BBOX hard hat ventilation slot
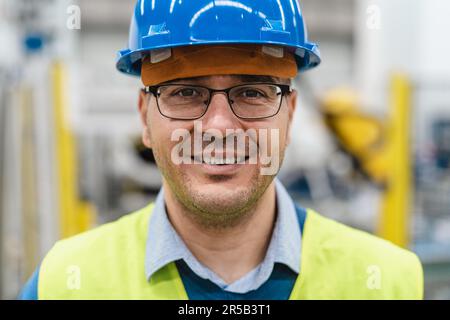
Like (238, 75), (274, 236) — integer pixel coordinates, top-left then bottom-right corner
(150, 48), (172, 63)
(262, 45), (284, 58)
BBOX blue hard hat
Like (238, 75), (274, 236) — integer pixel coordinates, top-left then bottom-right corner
(116, 0), (321, 76)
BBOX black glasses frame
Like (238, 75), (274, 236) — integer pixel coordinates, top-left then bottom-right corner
(142, 82), (292, 120)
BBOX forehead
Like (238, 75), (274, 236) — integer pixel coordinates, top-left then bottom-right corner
(162, 75), (283, 85)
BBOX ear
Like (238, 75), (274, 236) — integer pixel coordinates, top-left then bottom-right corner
(285, 89), (298, 146)
(138, 90), (152, 149)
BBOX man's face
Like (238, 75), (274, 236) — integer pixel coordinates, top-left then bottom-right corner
(138, 75), (297, 228)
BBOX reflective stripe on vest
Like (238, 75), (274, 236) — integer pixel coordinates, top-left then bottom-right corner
(38, 203), (423, 299)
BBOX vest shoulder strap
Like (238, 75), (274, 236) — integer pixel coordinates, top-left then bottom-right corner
(38, 203), (187, 300)
(290, 209), (423, 300)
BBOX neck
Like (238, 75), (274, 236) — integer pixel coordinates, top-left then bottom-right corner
(163, 181), (277, 284)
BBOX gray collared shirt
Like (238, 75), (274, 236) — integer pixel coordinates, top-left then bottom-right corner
(145, 179), (301, 294)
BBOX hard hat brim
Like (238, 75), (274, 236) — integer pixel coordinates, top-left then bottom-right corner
(116, 40), (321, 77)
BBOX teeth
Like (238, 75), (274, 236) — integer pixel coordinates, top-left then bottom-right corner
(202, 157), (216, 165)
(225, 158), (235, 164)
(193, 155), (202, 163)
(201, 157), (245, 165)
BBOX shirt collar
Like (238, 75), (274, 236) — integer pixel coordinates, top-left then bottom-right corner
(145, 179), (301, 281)
(270, 179), (302, 273)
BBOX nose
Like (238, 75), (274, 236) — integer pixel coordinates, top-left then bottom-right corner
(200, 92), (242, 133)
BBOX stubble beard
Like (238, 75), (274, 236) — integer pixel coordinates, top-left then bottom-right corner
(154, 146), (281, 230)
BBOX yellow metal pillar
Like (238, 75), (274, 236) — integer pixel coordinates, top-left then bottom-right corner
(378, 73), (412, 247)
(51, 61), (96, 238)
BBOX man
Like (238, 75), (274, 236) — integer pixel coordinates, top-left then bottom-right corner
(20, 0), (423, 299)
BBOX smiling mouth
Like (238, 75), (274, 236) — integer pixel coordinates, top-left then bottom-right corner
(191, 155), (250, 165)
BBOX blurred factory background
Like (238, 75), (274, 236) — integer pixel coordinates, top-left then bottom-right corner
(1, 0), (450, 299)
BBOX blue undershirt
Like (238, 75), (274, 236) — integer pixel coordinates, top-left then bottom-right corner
(146, 180), (302, 294)
(178, 205), (306, 300)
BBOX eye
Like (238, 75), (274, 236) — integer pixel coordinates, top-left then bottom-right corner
(241, 89), (265, 98)
(173, 88), (199, 97)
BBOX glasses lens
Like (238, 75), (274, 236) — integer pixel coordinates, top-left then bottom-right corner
(157, 85), (209, 119)
(229, 84), (282, 119)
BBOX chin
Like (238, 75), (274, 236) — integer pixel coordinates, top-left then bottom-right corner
(188, 182), (254, 211)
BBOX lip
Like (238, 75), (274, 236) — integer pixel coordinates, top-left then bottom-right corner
(191, 154), (249, 164)
(196, 162), (243, 175)
(192, 153), (248, 161)
(185, 155), (251, 175)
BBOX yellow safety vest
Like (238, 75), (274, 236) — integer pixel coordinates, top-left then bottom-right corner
(38, 203), (423, 299)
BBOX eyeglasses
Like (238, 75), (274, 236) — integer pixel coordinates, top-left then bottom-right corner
(143, 83), (291, 120)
